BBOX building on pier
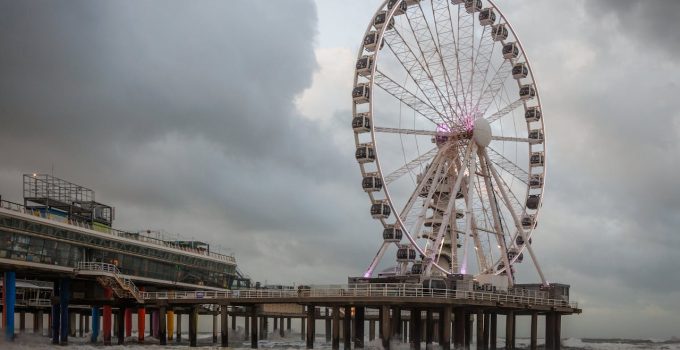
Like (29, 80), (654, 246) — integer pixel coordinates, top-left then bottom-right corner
(0, 174), (251, 343)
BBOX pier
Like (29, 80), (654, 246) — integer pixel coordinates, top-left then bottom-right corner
(0, 174), (580, 349)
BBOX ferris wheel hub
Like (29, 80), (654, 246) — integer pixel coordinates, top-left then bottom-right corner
(472, 117), (492, 147)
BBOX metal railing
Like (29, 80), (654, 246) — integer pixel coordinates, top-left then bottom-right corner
(141, 284), (578, 309)
(0, 199), (236, 264)
(76, 262), (142, 303)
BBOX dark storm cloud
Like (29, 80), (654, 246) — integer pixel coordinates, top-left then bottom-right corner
(591, 0), (680, 57)
(0, 0), (375, 283)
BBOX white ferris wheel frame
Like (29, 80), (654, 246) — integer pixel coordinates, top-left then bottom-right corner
(352, 0), (548, 286)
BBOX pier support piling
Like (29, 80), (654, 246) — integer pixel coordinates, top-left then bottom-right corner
(51, 281), (61, 344)
(78, 313), (83, 337)
(380, 305), (390, 350)
(505, 312), (515, 350)
(391, 307), (401, 338)
(325, 308), (331, 343)
(177, 312), (182, 343)
(3, 272), (16, 341)
(343, 306), (351, 350)
(354, 306), (365, 348)
(117, 306), (126, 345)
(411, 309), (422, 350)
(125, 308), (132, 338)
(91, 307), (100, 343)
(221, 304), (229, 348)
(530, 313), (537, 350)
(369, 320), (375, 341)
(332, 306), (340, 350)
(213, 312), (218, 344)
(167, 310), (175, 341)
(483, 313), (490, 350)
(189, 306), (198, 347)
(490, 313), (497, 350)
(250, 307), (258, 349)
(244, 315), (250, 341)
(476, 311), (484, 350)
(439, 306), (452, 350)
(280, 316), (284, 337)
(158, 306), (167, 346)
(138, 294), (146, 343)
(426, 309), (434, 345)
(306, 305), (316, 349)
(453, 309), (465, 349)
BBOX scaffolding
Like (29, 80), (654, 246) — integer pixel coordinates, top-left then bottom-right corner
(23, 174), (114, 226)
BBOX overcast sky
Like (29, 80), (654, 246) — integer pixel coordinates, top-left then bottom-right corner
(1, 0), (679, 340)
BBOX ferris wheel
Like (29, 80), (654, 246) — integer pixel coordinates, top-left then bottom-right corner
(352, 0), (547, 287)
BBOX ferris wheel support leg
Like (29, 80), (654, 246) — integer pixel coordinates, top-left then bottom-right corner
(424, 143), (474, 276)
(483, 149), (548, 286)
(459, 157), (477, 275)
(478, 147), (515, 287)
(363, 242), (390, 278)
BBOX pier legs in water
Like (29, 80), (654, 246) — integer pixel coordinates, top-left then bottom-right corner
(490, 313), (497, 350)
(3, 272), (16, 341)
(354, 306), (365, 348)
(167, 310), (174, 341)
(117, 306), (125, 344)
(177, 311), (182, 342)
(125, 308), (132, 338)
(545, 312), (562, 350)
(343, 306), (351, 350)
(439, 306), (452, 350)
(220, 304), (229, 348)
(137, 307), (145, 343)
(91, 307), (100, 343)
(410, 308), (422, 350)
(332, 306), (340, 350)
(505, 311), (515, 350)
(280, 316), (285, 337)
(379, 305), (390, 350)
(306, 305), (316, 349)
(158, 306), (167, 346)
(250, 307), (258, 349)
(189, 306), (198, 347)
(50, 278), (70, 345)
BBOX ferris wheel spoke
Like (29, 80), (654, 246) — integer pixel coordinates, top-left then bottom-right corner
(374, 126), (437, 136)
(468, 28), (498, 115)
(474, 58), (515, 117)
(430, 0), (466, 120)
(373, 70), (446, 125)
(485, 98), (524, 124)
(454, 5), (475, 115)
(383, 27), (452, 120)
(486, 147), (529, 185)
(482, 148), (548, 286)
(399, 151), (446, 219)
(491, 135), (536, 144)
(403, 3), (458, 119)
(384, 147), (439, 185)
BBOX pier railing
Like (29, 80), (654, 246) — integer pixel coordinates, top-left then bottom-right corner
(76, 262), (143, 303)
(0, 199), (236, 264)
(141, 284), (578, 309)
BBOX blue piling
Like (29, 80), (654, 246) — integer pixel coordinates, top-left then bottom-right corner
(59, 278), (70, 345)
(3, 272), (16, 341)
(91, 307), (100, 343)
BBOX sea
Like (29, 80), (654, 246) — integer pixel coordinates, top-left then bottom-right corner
(1, 329), (679, 350)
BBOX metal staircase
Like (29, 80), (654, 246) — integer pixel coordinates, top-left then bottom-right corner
(76, 262), (143, 303)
